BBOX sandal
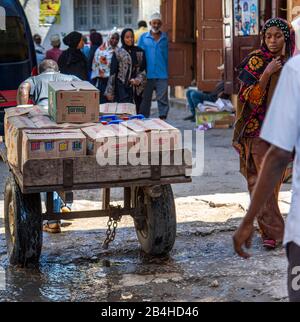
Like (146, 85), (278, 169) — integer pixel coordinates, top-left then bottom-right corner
(263, 239), (276, 250)
(43, 222), (61, 234)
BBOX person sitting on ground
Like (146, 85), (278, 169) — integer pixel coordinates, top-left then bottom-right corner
(17, 59), (79, 234)
(184, 64), (227, 122)
(45, 34), (63, 63)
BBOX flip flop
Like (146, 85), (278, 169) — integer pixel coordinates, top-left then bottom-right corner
(263, 239), (276, 249)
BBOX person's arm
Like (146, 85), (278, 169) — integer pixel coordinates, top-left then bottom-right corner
(105, 52), (118, 101)
(131, 50), (147, 86)
(17, 81), (31, 105)
(239, 57), (282, 106)
(164, 35), (169, 71)
(258, 57), (282, 92)
(233, 146), (292, 258)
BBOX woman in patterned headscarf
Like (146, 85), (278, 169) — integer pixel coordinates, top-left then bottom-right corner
(233, 18), (295, 249)
(105, 28), (146, 113)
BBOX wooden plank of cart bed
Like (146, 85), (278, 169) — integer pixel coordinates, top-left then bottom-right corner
(21, 176), (192, 194)
(22, 149), (192, 187)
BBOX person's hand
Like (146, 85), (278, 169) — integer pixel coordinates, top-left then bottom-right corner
(106, 94), (114, 101)
(233, 219), (255, 259)
(130, 79), (141, 86)
(265, 57), (282, 76)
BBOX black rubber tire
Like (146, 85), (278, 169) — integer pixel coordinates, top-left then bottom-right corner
(4, 173), (43, 267)
(134, 184), (176, 256)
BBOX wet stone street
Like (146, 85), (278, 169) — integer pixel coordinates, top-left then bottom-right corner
(0, 105), (292, 302)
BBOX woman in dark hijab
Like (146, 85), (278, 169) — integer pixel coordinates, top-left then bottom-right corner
(88, 32), (103, 83)
(105, 28), (146, 113)
(58, 31), (88, 80)
(233, 18), (295, 250)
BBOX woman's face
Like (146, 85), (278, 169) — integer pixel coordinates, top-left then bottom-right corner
(110, 34), (119, 48)
(77, 37), (84, 49)
(265, 26), (285, 55)
(124, 31), (134, 47)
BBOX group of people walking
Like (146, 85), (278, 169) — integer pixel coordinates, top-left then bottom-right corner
(32, 12), (169, 119)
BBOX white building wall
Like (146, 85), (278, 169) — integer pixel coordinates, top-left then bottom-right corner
(20, 0), (161, 50)
(139, 0), (161, 23)
(20, 0), (74, 50)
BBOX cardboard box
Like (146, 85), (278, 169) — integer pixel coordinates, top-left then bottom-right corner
(195, 110), (235, 128)
(116, 103), (136, 115)
(99, 103), (136, 116)
(22, 129), (86, 170)
(81, 123), (137, 156)
(4, 105), (47, 119)
(4, 105), (49, 133)
(123, 118), (182, 152)
(99, 103), (117, 115)
(4, 106), (60, 169)
(4, 105), (94, 169)
(5, 116), (36, 168)
(48, 81), (99, 123)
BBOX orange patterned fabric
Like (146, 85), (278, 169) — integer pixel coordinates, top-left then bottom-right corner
(247, 84), (264, 105)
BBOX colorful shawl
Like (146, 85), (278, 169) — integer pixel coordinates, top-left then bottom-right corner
(233, 18), (295, 175)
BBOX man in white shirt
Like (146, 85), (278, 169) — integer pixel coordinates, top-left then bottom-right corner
(233, 55), (300, 302)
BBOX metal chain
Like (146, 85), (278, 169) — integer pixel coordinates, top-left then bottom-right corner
(102, 209), (121, 249)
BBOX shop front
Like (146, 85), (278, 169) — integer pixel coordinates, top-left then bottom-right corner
(163, 0), (300, 95)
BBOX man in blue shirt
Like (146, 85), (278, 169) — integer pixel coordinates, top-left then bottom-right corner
(138, 12), (169, 119)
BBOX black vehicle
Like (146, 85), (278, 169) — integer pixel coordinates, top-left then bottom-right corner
(0, 0), (37, 135)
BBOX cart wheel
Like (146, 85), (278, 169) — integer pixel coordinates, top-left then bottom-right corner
(4, 173), (42, 266)
(134, 184), (176, 256)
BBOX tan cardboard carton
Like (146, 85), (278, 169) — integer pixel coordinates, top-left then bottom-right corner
(123, 118), (182, 152)
(4, 106), (59, 169)
(4, 105), (49, 133)
(5, 116), (36, 168)
(22, 129), (86, 170)
(4, 106), (99, 169)
(48, 81), (99, 123)
(99, 103), (136, 116)
(115, 103), (136, 115)
(99, 103), (117, 115)
(4, 105), (47, 119)
(81, 123), (137, 156)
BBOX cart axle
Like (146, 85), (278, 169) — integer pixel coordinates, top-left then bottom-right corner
(43, 207), (142, 221)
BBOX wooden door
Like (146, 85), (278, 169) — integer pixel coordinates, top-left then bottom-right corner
(288, 0), (300, 21)
(224, 0), (234, 94)
(161, 0), (194, 87)
(196, 0), (224, 92)
(224, 0), (261, 94)
(275, 0), (288, 18)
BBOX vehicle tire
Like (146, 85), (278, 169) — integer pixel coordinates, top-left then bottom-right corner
(134, 184), (176, 256)
(4, 173), (42, 266)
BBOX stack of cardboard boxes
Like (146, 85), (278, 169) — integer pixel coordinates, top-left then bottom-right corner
(4, 81), (182, 171)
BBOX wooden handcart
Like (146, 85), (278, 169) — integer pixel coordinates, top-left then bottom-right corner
(0, 143), (191, 266)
